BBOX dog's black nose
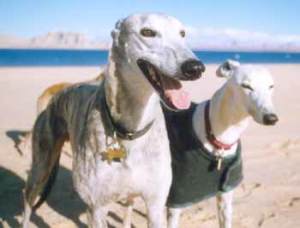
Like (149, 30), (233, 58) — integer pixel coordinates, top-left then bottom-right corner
(181, 59), (205, 80)
(263, 113), (279, 125)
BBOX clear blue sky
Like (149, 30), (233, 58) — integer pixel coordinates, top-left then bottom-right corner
(0, 0), (299, 39)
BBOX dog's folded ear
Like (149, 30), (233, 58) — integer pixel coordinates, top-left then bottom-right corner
(111, 19), (124, 47)
(216, 59), (240, 78)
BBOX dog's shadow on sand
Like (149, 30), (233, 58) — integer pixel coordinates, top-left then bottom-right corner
(0, 165), (88, 228)
(6, 130), (30, 156)
(0, 166), (50, 227)
(4, 130), (134, 228)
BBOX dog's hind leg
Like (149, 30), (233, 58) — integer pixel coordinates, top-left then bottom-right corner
(216, 190), (233, 228)
(167, 208), (182, 228)
(22, 200), (32, 228)
(22, 113), (67, 228)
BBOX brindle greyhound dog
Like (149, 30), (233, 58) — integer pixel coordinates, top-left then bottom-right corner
(22, 13), (205, 228)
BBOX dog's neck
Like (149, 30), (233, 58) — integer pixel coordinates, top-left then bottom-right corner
(193, 82), (250, 156)
(104, 54), (160, 133)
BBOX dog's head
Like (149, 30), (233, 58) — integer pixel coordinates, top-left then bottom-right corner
(110, 13), (205, 110)
(217, 60), (278, 126)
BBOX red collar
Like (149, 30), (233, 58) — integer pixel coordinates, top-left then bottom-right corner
(204, 101), (237, 150)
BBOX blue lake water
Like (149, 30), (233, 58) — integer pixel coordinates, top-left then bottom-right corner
(0, 49), (300, 66)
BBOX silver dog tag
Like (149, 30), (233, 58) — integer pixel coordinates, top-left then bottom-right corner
(217, 157), (223, 171)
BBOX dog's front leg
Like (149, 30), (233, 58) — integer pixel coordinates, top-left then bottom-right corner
(87, 205), (108, 228)
(167, 208), (182, 228)
(216, 190), (233, 228)
(123, 199), (134, 228)
(145, 196), (168, 228)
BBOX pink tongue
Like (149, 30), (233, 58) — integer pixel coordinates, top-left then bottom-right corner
(165, 89), (191, 110)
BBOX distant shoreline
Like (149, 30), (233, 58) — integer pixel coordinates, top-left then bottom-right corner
(1, 47), (300, 54)
(1, 49), (300, 67)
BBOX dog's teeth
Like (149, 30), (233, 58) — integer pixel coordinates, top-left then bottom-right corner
(146, 65), (162, 88)
(150, 72), (157, 82)
(149, 67), (154, 74)
(149, 67), (156, 77)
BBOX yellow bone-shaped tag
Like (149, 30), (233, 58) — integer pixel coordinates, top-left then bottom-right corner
(101, 140), (127, 164)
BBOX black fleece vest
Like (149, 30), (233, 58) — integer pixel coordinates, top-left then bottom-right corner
(163, 103), (243, 208)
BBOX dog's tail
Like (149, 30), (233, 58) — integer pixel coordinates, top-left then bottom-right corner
(32, 155), (60, 211)
(23, 92), (71, 228)
(24, 105), (68, 212)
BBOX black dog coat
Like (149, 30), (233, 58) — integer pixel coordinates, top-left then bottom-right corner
(163, 103), (243, 208)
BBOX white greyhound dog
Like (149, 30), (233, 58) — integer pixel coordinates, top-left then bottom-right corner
(22, 13), (205, 228)
(165, 60), (278, 228)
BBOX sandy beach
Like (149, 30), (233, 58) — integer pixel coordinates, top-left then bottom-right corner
(0, 64), (299, 228)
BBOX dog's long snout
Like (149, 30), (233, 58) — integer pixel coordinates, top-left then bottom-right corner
(181, 59), (205, 80)
(263, 113), (278, 125)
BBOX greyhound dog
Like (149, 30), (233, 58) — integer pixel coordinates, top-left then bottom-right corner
(165, 60), (278, 228)
(36, 72), (105, 115)
(22, 13), (205, 228)
(19, 72), (105, 154)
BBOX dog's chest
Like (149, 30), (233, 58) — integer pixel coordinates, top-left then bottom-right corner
(73, 113), (171, 203)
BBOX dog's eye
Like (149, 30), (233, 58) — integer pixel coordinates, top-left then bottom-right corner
(180, 30), (185, 38)
(269, 85), (274, 89)
(241, 83), (254, 91)
(140, 28), (157, 37)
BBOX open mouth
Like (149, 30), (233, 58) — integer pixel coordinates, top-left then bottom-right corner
(137, 59), (191, 111)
